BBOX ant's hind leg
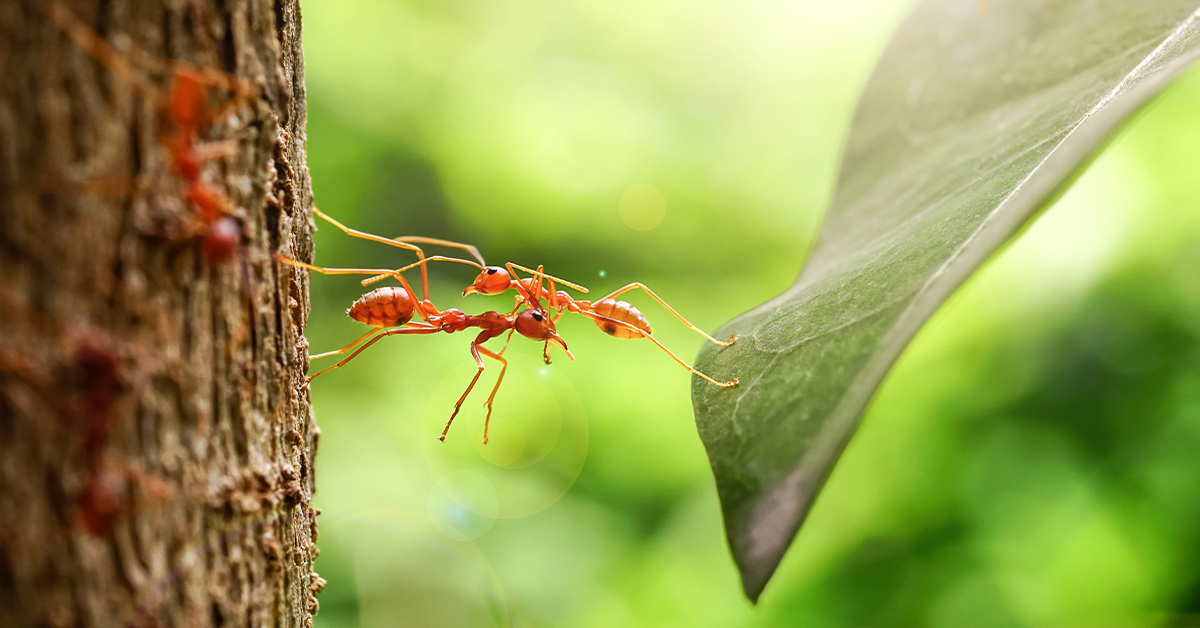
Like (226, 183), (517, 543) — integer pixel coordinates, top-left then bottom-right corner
(507, 263), (589, 294)
(476, 346), (509, 445)
(309, 321), (434, 362)
(304, 324), (438, 389)
(392, 236), (486, 267)
(440, 342), (488, 442)
(361, 255), (484, 287)
(309, 208), (430, 256)
(275, 254), (401, 278)
(311, 207), (436, 299)
(601, 283), (736, 346)
(182, 140), (240, 168)
(309, 328), (387, 361)
(314, 208), (487, 302)
(578, 311), (737, 388)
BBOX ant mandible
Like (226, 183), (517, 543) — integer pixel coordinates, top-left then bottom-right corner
(277, 229), (568, 444)
(51, 2), (257, 263)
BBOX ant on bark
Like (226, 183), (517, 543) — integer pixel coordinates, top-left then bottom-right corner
(51, 2), (257, 263)
(69, 335), (173, 537)
(0, 331), (173, 537)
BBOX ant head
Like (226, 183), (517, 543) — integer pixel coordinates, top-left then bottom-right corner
(514, 309), (570, 358)
(463, 266), (511, 296)
(514, 308), (554, 339)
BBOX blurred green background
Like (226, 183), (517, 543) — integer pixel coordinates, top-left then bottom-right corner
(300, 0), (1200, 625)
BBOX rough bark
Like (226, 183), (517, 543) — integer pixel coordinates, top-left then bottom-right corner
(0, 0), (319, 626)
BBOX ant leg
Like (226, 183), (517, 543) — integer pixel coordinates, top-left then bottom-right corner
(274, 254), (459, 322)
(541, 275), (570, 322)
(547, 277), (560, 312)
(508, 294), (525, 315)
(312, 208), (439, 301)
(505, 263), (585, 317)
(497, 328), (517, 356)
(361, 255), (483, 287)
(277, 256), (439, 323)
(189, 65), (256, 96)
(503, 264), (538, 307)
(309, 321), (432, 361)
(440, 341), (488, 442)
(599, 283), (736, 346)
(476, 346), (508, 445)
(275, 254), (402, 278)
(310, 328), (387, 361)
(112, 458), (177, 502)
(536, 269), (564, 364)
(304, 324), (439, 388)
(193, 68), (259, 122)
(276, 256), (433, 322)
(578, 311), (738, 388)
(385, 271), (443, 322)
(533, 265), (545, 309)
(392, 236), (486, 267)
(507, 263), (589, 294)
(183, 140), (240, 166)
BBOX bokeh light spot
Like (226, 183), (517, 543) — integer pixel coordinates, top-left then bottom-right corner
(619, 183), (667, 231)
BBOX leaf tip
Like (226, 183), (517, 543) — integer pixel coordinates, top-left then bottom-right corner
(740, 571), (768, 604)
(733, 530), (786, 604)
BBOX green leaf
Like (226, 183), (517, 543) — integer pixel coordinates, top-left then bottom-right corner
(693, 0), (1200, 602)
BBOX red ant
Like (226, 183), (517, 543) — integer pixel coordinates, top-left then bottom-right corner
(459, 264), (739, 388)
(278, 246), (569, 444)
(348, 233), (737, 386)
(51, 2), (256, 263)
(68, 332), (175, 537)
(278, 211), (738, 443)
(0, 331), (173, 537)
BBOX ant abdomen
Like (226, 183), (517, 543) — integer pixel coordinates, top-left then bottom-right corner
(348, 287), (416, 327)
(593, 298), (651, 339)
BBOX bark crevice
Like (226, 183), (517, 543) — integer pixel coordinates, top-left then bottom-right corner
(0, 0), (318, 625)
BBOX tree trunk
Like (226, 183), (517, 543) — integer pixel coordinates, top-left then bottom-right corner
(0, 0), (319, 626)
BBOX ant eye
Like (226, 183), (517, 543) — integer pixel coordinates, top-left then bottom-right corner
(486, 268), (498, 275)
(532, 312), (544, 322)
